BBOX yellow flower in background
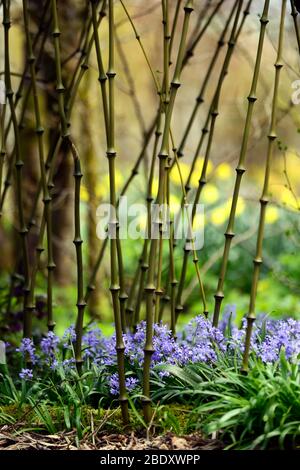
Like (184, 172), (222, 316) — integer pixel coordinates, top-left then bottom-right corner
(169, 194), (180, 211)
(258, 278), (270, 293)
(170, 162), (190, 187)
(80, 185), (89, 202)
(194, 158), (213, 178)
(215, 162), (233, 180)
(279, 187), (299, 210)
(136, 212), (147, 232)
(150, 178), (159, 198)
(202, 184), (219, 204)
(193, 212), (205, 231)
(96, 170), (124, 199)
(226, 196), (245, 216)
(210, 196), (245, 226)
(265, 206), (279, 224)
(210, 206), (228, 226)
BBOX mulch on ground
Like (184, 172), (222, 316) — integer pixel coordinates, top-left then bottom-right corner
(0, 425), (223, 450)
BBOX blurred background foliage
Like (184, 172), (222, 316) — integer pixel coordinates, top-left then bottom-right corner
(0, 0), (299, 339)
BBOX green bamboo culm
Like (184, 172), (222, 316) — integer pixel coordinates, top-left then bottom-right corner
(50, 0), (87, 368)
(90, 0), (127, 333)
(2, 0), (31, 338)
(1, 0), (50, 156)
(22, 0), (56, 332)
(175, 0), (245, 324)
(0, 11), (51, 218)
(241, 0), (287, 372)
(106, 0), (129, 424)
(212, 0), (270, 328)
(154, 0), (170, 323)
(158, 1), (247, 323)
(142, 0), (194, 424)
(132, 112), (163, 329)
(84, 0), (217, 304)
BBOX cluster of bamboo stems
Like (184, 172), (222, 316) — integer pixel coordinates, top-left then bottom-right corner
(0, 0), (298, 423)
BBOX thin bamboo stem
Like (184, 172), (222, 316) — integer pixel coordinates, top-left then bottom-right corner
(175, 0), (245, 323)
(85, 0), (217, 298)
(3, 0), (31, 338)
(22, 0), (55, 331)
(241, 0), (286, 372)
(212, 0), (270, 327)
(106, 0), (129, 424)
(51, 0), (87, 369)
(142, 0), (194, 424)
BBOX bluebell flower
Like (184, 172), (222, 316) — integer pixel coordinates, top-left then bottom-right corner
(19, 368), (33, 381)
(41, 332), (59, 360)
(16, 338), (37, 364)
(62, 325), (76, 349)
(109, 373), (139, 396)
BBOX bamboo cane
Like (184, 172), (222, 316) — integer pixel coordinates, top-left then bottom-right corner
(22, 0), (56, 331)
(212, 0), (270, 327)
(142, 0), (194, 424)
(175, 0), (245, 323)
(2, 0), (31, 338)
(241, 0), (286, 372)
(106, 0), (129, 424)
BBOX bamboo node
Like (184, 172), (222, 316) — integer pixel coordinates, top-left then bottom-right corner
(158, 151), (168, 160)
(224, 231), (235, 239)
(119, 292), (128, 301)
(47, 260), (56, 269)
(36, 126), (44, 135)
(109, 284), (120, 292)
(155, 288), (164, 296)
(260, 18), (269, 26)
(275, 62), (283, 69)
(106, 150), (116, 158)
(175, 305), (183, 313)
(170, 80), (181, 89)
(52, 29), (61, 37)
(19, 227), (28, 236)
(259, 196), (269, 205)
(236, 166), (246, 175)
(247, 94), (257, 103)
(246, 313), (256, 321)
(214, 292), (224, 300)
(107, 71), (116, 78)
(145, 283), (155, 292)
